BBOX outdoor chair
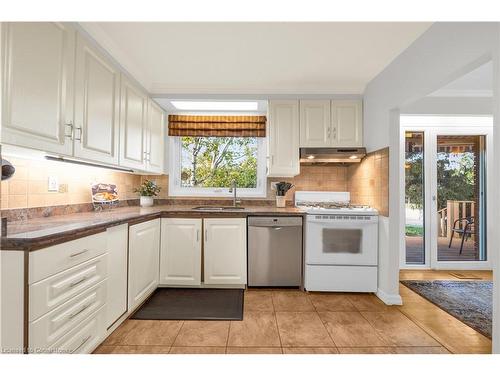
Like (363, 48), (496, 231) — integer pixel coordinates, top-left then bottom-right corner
(448, 216), (475, 254)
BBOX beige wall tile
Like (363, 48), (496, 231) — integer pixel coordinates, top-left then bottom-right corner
(1, 149), (389, 211)
(6, 180), (28, 195)
(8, 194), (27, 209)
(1, 156), (144, 210)
(27, 194), (47, 208)
(348, 147), (389, 216)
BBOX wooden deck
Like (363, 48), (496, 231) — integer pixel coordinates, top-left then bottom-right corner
(405, 236), (479, 264)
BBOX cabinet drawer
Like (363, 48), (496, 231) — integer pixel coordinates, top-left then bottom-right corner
(29, 233), (107, 283)
(29, 280), (107, 350)
(30, 254), (107, 321)
(49, 305), (106, 354)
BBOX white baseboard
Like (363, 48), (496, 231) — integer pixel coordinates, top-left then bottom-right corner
(376, 288), (403, 305)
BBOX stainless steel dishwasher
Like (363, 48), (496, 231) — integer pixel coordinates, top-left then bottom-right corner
(248, 216), (303, 287)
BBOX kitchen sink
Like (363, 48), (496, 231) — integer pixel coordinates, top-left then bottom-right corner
(191, 206), (246, 211)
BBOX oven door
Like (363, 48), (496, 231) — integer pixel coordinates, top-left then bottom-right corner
(305, 214), (378, 266)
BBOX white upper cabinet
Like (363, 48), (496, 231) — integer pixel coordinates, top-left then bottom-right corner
(119, 75), (148, 170)
(298, 99), (363, 148)
(1, 22), (75, 155)
(160, 218), (202, 286)
(203, 218), (247, 285)
(146, 99), (165, 173)
(299, 100), (331, 147)
(128, 219), (160, 311)
(331, 100), (363, 147)
(267, 100), (300, 177)
(73, 34), (120, 164)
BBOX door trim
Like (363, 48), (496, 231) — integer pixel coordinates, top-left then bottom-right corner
(400, 116), (493, 270)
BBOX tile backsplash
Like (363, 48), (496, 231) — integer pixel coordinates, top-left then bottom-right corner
(348, 147), (389, 216)
(1, 156), (142, 210)
(1, 148), (388, 216)
(141, 165), (348, 202)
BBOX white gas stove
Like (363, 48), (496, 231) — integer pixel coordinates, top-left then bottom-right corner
(296, 191), (379, 293)
(295, 191), (378, 215)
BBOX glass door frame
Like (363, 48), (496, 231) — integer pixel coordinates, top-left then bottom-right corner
(400, 116), (493, 270)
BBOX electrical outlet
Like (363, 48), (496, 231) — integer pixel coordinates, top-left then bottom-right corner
(270, 182), (278, 191)
(48, 176), (59, 192)
(58, 184), (68, 193)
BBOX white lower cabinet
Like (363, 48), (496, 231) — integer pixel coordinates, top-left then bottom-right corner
(160, 218), (202, 286)
(29, 254), (107, 321)
(29, 280), (107, 350)
(105, 224), (128, 328)
(128, 219), (160, 311)
(50, 306), (107, 354)
(27, 233), (109, 354)
(204, 218), (247, 285)
(20, 215), (247, 354)
(160, 218), (247, 287)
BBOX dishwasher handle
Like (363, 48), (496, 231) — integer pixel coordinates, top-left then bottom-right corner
(248, 216), (303, 227)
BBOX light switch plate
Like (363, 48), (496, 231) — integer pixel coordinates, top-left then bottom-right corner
(48, 176), (59, 192)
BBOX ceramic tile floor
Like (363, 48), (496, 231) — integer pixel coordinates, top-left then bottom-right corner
(94, 273), (492, 355)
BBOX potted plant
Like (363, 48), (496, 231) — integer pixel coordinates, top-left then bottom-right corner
(275, 181), (294, 208)
(134, 179), (161, 207)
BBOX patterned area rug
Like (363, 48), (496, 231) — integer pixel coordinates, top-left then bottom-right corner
(400, 280), (492, 338)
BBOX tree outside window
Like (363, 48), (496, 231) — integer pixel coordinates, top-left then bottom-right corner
(180, 136), (258, 189)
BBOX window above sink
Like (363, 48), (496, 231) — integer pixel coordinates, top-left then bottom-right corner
(164, 102), (269, 198)
(169, 136), (267, 198)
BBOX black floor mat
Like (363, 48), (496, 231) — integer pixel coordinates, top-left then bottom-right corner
(131, 288), (244, 320)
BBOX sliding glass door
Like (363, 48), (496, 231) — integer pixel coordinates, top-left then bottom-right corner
(433, 134), (487, 266)
(402, 117), (492, 270)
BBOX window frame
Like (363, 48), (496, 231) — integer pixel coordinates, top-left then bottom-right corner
(168, 136), (267, 198)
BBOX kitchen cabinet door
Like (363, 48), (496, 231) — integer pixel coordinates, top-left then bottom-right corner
(160, 218), (202, 286)
(119, 75), (148, 170)
(203, 218), (247, 285)
(73, 34), (120, 165)
(299, 100), (331, 147)
(105, 224), (128, 328)
(1, 22), (75, 155)
(267, 100), (300, 177)
(331, 100), (363, 147)
(128, 219), (160, 311)
(146, 99), (165, 173)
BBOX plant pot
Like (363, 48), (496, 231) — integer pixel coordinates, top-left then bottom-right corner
(140, 196), (154, 207)
(276, 196), (286, 208)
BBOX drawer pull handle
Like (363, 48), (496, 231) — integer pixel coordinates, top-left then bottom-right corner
(68, 304), (92, 320)
(69, 276), (88, 288)
(72, 334), (92, 354)
(69, 250), (89, 258)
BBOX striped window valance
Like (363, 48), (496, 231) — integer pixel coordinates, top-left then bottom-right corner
(168, 115), (266, 137)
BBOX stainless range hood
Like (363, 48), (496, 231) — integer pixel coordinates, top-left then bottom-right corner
(300, 147), (366, 164)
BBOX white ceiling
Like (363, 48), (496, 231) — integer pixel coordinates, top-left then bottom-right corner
(80, 22), (432, 95)
(429, 61), (493, 97)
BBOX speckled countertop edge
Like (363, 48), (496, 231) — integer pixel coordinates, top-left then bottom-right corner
(1, 205), (305, 251)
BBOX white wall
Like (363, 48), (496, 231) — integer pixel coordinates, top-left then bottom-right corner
(364, 22), (498, 152)
(363, 22), (500, 352)
(401, 96), (492, 116)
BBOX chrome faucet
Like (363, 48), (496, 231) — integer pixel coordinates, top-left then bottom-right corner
(229, 180), (240, 207)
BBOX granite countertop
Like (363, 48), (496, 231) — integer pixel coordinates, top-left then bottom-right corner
(1, 205), (305, 251)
